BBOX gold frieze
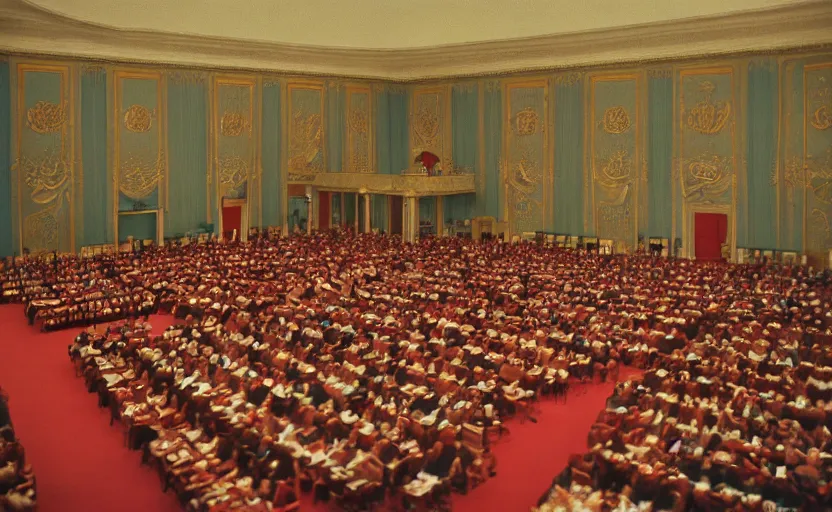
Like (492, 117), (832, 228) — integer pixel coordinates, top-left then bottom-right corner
(26, 101), (67, 134)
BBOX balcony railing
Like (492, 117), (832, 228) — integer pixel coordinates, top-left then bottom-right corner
(287, 172), (475, 196)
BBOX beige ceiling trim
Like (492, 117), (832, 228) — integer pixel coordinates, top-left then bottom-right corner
(1, 0), (831, 81)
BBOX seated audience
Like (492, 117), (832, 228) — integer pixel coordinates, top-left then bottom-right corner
(0, 387), (37, 511)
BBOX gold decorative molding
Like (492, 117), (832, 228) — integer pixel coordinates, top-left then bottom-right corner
(123, 104), (153, 133)
(4, 0), (831, 80)
(26, 100), (67, 134)
(15, 61), (75, 254)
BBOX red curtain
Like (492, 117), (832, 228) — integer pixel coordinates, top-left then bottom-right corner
(318, 191), (331, 230)
(222, 205), (242, 240)
(390, 196), (403, 235)
(694, 213), (727, 261)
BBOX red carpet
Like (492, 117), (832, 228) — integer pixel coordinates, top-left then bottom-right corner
(0, 304), (634, 512)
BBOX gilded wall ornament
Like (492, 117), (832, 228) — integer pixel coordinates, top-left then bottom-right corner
(602, 106), (631, 134)
(119, 153), (164, 199)
(414, 95), (441, 149)
(81, 64), (106, 75)
(681, 154), (732, 200)
(810, 105), (832, 131)
(807, 147), (832, 205)
(595, 149), (632, 187)
(809, 208), (831, 249)
(26, 101), (67, 134)
(598, 185), (631, 237)
(685, 81), (731, 135)
(485, 81), (502, 93)
(288, 112), (323, 173)
(509, 156), (541, 194)
(15, 149), (71, 205)
(783, 157), (808, 188)
(647, 69), (672, 79)
(24, 206), (59, 254)
(165, 70), (207, 85)
(348, 110), (368, 135)
(123, 105), (153, 133)
(554, 73), (582, 87)
(515, 108), (539, 136)
(221, 112), (249, 137)
(217, 155), (249, 189)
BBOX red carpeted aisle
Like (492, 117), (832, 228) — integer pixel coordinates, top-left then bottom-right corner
(0, 304), (633, 512)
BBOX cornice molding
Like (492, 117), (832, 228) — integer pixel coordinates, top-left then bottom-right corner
(1, 0), (831, 80)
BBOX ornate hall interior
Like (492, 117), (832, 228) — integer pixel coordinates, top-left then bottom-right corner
(1, 0), (832, 511)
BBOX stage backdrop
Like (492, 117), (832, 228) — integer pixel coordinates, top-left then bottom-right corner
(0, 49), (831, 264)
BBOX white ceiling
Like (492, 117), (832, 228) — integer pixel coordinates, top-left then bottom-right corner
(28, 0), (805, 49)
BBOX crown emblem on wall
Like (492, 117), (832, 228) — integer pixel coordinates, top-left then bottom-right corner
(685, 81), (731, 135)
(217, 155), (249, 189)
(689, 159), (722, 182)
(27, 101), (67, 134)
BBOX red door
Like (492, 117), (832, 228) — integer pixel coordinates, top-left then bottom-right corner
(694, 213), (727, 261)
(222, 205), (242, 240)
(318, 191), (331, 230)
